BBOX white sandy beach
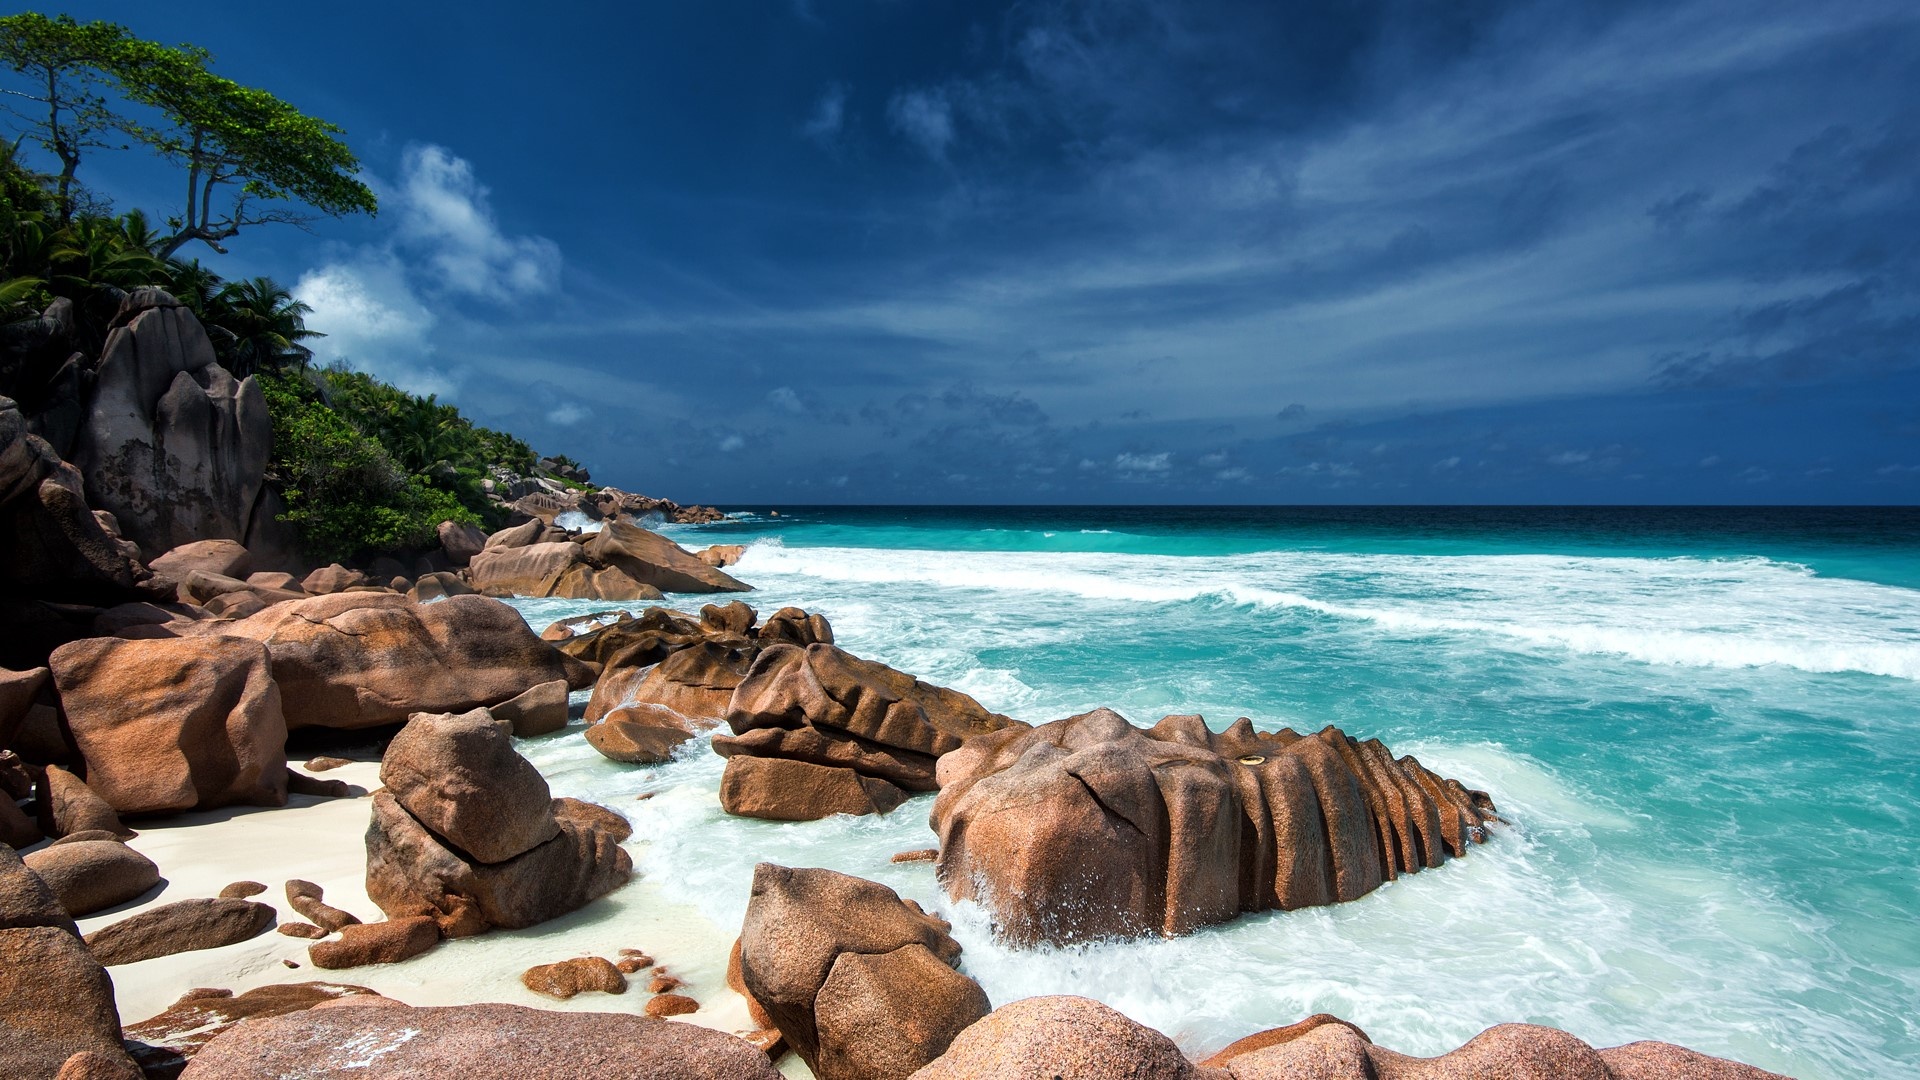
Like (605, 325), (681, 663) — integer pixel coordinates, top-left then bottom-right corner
(66, 759), (813, 1078)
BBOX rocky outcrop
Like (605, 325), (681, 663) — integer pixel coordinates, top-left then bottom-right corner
(83, 897), (276, 966)
(123, 982), (382, 1078)
(715, 643), (1022, 820)
(584, 705), (698, 764)
(0, 843), (77, 935)
(71, 290), (272, 558)
(1, 397), (145, 645)
(49, 635), (287, 814)
(23, 839), (158, 916)
(584, 520), (750, 593)
(468, 540), (664, 602)
(488, 679), (570, 737)
(931, 709), (1498, 945)
(364, 711), (630, 936)
(0, 925), (141, 1080)
(308, 917), (440, 969)
(721, 756), (913, 820)
(214, 593), (592, 729)
(36, 766), (133, 839)
(436, 520), (486, 567)
(177, 1001), (784, 1079)
(148, 538), (251, 582)
(738, 864), (988, 1080)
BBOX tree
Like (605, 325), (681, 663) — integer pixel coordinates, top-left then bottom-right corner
(0, 14), (128, 224)
(205, 276), (323, 378)
(107, 39), (377, 259)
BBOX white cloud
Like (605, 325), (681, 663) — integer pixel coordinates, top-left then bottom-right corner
(719, 434), (745, 452)
(397, 144), (561, 299)
(888, 89), (955, 160)
(293, 257), (458, 398)
(1548, 450), (1591, 465)
(1114, 451), (1171, 472)
(547, 402), (591, 425)
(1433, 455), (1461, 471)
(768, 386), (806, 413)
(803, 85), (848, 141)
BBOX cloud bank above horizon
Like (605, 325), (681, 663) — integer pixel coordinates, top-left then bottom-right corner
(63, 0), (1920, 503)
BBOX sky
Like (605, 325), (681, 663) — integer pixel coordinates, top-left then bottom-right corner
(22, 0), (1920, 504)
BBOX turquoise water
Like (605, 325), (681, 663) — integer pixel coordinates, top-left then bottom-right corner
(515, 506), (1920, 1079)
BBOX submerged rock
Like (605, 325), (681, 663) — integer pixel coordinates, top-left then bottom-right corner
(521, 956), (627, 999)
(930, 709), (1499, 945)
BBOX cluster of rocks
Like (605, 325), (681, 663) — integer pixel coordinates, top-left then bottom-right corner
(930, 708), (1500, 945)
(364, 708), (632, 937)
(467, 517), (747, 601)
(546, 599), (1028, 821)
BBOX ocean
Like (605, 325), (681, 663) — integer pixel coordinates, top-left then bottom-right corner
(512, 506), (1920, 1079)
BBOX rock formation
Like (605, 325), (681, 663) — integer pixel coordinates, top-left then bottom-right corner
(907, 996), (1791, 1079)
(738, 864), (989, 1080)
(714, 643), (1023, 819)
(467, 518), (746, 601)
(48, 635), (288, 814)
(364, 710), (631, 935)
(177, 1002), (783, 1079)
(0, 924), (142, 1079)
(930, 709), (1499, 945)
(70, 290), (274, 558)
(123, 982), (383, 1077)
(214, 593), (593, 729)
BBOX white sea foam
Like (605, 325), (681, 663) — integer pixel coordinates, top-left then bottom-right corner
(732, 545), (1920, 681)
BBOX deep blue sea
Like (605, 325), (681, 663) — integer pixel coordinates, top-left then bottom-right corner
(514, 506), (1920, 1079)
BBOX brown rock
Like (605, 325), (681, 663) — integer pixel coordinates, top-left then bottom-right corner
(582, 520), (751, 593)
(758, 606), (834, 647)
(23, 839), (158, 916)
(308, 916), (440, 969)
(300, 564), (366, 594)
(738, 864), (979, 1077)
(489, 678), (570, 737)
(215, 592), (593, 730)
(891, 848), (939, 863)
(84, 898), (276, 966)
(740, 1028), (789, 1061)
(482, 519), (543, 550)
(910, 996), (1193, 1080)
(720, 756), (911, 821)
(304, 756), (353, 772)
(585, 707), (696, 764)
(0, 665), (48, 747)
(49, 635), (288, 814)
(54, 1049), (143, 1079)
(616, 956), (651, 974)
(551, 606), (706, 669)
(728, 936), (774, 1029)
(409, 570), (474, 602)
(606, 639), (758, 726)
(45, 828), (124, 847)
(364, 793), (631, 935)
(123, 982), (379, 1076)
(437, 520), (488, 566)
(645, 993), (700, 1017)
(520, 956), (627, 999)
(0, 926), (140, 1080)
(1, 794), (42, 848)
(380, 708), (560, 864)
(1198, 1014), (1371, 1067)
(287, 769), (354, 798)
(1598, 1040), (1793, 1079)
(931, 709), (1499, 945)
(0, 842), (77, 935)
(278, 921), (327, 939)
(177, 1001), (782, 1079)
(245, 571), (302, 591)
(648, 972), (684, 993)
(286, 879), (362, 932)
(696, 544), (746, 568)
(217, 880), (266, 899)
(40, 765), (134, 839)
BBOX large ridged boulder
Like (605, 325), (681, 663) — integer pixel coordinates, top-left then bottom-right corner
(176, 1002), (782, 1079)
(48, 635), (287, 814)
(70, 289), (271, 557)
(739, 865), (988, 1080)
(467, 541), (664, 602)
(364, 711), (630, 936)
(581, 520), (750, 593)
(214, 593), (593, 729)
(931, 709), (1498, 945)
(713, 643), (1023, 819)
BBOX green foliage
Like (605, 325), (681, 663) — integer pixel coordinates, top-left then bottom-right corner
(0, 13), (375, 257)
(258, 371), (481, 562)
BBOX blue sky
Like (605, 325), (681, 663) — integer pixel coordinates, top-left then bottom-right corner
(27, 0), (1920, 503)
